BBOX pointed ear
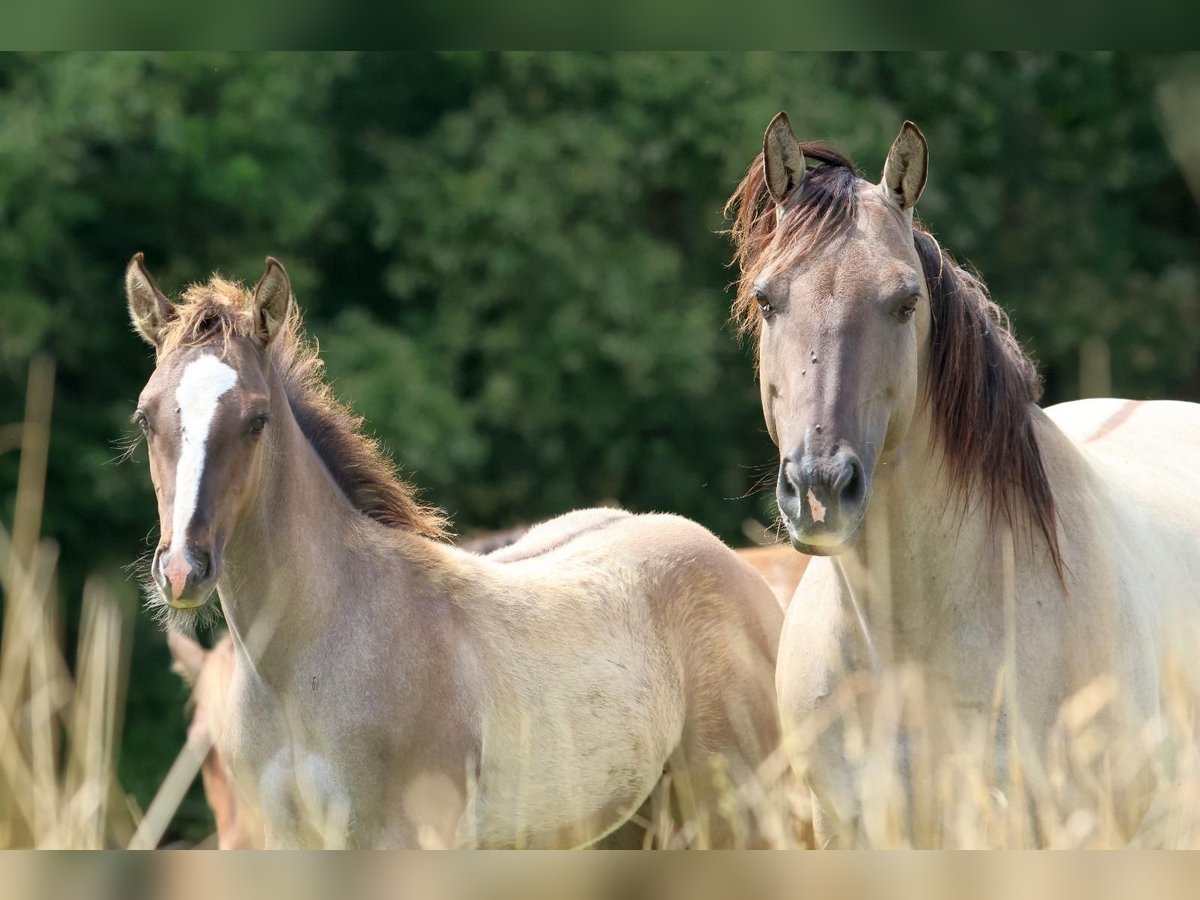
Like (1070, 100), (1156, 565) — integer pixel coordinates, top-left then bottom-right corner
(881, 121), (928, 213)
(251, 257), (292, 345)
(125, 253), (176, 347)
(763, 112), (806, 206)
(167, 629), (207, 688)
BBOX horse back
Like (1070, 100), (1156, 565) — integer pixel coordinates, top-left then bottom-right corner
(1047, 399), (1200, 546)
(1043, 398), (1200, 682)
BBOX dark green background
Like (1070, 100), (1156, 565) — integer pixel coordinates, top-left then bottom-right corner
(2, 52), (1198, 841)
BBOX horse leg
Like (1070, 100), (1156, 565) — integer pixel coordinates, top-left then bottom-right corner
(668, 703), (782, 849)
(592, 785), (660, 849)
(800, 737), (860, 848)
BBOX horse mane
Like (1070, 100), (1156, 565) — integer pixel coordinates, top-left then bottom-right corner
(725, 145), (1062, 571)
(157, 276), (450, 541)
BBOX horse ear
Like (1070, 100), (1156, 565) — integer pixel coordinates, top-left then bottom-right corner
(167, 629), (207, 688)
(881, 121), (928, 214)
(251, 257), (292, 345)
(125, 253), (176, 347)
(763, 112), (806, 206)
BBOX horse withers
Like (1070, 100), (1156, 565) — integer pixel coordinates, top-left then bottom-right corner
(127, 255), (783, 848)
(727, 113), (1200, 846)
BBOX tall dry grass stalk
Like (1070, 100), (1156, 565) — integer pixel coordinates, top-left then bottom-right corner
(0, 357), (138, 848)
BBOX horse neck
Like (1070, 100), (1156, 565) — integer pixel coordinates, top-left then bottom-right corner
(834, 392), (1002, 663)
(217, 380), (401, 677)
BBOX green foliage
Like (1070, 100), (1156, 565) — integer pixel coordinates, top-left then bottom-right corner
(1, 52), (1197, 842)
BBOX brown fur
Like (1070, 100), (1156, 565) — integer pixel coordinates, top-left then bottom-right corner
(725, 146), (1062, 572)
(156, 277), (448, 540)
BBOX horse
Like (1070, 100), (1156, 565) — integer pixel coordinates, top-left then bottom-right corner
(169, 533), (805, 848)
(125, 254), (783, 848)
(725, 113), (1200, 846)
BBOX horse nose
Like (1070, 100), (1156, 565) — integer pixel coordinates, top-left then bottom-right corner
(778, 447), (865, 525)
(156, 543), (213, 601)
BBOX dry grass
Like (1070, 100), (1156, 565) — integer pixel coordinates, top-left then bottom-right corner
(755, 663), (1200, 848)
(0, 358), (138, 848)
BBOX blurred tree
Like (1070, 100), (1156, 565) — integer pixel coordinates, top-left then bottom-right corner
(0, 52), (1196, 841)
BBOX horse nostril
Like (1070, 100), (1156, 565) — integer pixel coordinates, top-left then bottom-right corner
(152, 547), (169, 589)
(190, 548), (212, 581)
(778, 457), (802, 499)
(836, 456), (866, 509)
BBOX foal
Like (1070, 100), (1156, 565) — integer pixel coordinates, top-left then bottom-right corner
(127, 255), (782, 848)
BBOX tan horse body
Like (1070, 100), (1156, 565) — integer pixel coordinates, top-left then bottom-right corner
(174, 536), (804, 848)
(171, 540), (804, 848)
(728, 114), (1200, 845)
(128, 258), (781, 848)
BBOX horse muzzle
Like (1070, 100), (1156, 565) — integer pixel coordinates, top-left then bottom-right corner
(776, 445), (869, 555)
(154, 543), (218, 609)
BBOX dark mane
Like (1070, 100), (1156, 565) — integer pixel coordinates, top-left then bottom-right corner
(158, 277), (450, 541)
(725, 145), (1062, 571)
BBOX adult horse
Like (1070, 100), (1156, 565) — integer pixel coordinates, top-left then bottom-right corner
(125, 255), (782, 848)
(726, 113), (1200, 846)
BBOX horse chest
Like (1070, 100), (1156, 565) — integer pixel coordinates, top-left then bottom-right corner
(226, 682), (358, 846)
(256, 748), (355, 845)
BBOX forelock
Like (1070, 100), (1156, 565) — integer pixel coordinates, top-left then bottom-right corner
(726, 143), (862, 343)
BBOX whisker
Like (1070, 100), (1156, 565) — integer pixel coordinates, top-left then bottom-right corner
(108, 431), (144, 466)
(729, 459), (779, 501)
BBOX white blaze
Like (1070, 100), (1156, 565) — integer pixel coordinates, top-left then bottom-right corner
(170, 355), (238, 555)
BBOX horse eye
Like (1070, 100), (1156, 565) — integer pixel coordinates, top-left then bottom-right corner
(248, 414), (268, 436)
(133, 410), (149, 434)
(755, 290), (774, 317)
(897, 297), (918, 323)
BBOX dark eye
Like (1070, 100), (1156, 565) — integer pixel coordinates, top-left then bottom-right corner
(896, 296), (918, 323)
(755, 289), (775, 318)
(248, 414), (268, 436)
(133, 410), (149, 434)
